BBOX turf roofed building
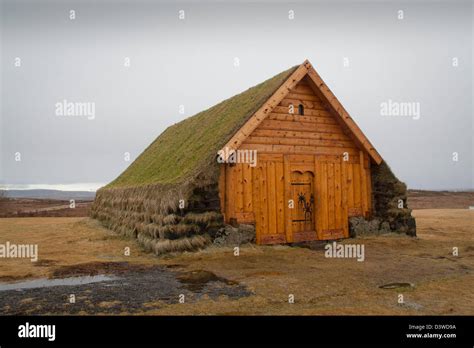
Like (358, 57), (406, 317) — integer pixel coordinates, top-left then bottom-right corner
(91, 60), (416, 255)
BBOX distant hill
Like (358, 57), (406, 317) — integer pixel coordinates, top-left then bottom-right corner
(2, 189), (95, 201)
(407, 190), (474, 209)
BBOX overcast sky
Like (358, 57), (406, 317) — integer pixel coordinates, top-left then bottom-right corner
(1, 0), (472, 191)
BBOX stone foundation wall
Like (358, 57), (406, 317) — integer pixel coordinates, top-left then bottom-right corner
(350, 161), (416, 237)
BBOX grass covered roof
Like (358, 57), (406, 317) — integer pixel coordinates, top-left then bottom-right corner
(107, 65), (298, 188)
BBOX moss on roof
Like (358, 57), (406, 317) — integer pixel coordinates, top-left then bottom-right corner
(106, 65), (298, 188)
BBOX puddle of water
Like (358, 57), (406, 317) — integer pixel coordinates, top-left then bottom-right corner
(0, 274), (119, 291)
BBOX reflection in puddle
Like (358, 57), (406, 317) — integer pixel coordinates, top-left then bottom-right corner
(0, 275), (119, 291)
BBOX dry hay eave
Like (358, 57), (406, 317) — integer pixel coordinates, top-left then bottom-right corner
(91, 163), (224, 255)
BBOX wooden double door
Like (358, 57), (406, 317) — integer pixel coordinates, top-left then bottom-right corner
(252, 157), (319, 244)
(253, 155), (349, 244)
(288, 170), (317, 242)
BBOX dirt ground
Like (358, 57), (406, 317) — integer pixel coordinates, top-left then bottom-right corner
(0, 207), (472, 315)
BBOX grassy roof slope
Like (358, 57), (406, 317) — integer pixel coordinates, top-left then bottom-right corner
(107, 65), (298, 188)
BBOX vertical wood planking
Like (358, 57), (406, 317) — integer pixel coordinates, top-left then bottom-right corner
(276, 162), (285, 234)
(346, 163), (354, 209)
(252, 163), (262, 243)
(315, 159), (322, 238)
(359, 151), (368, 216)
(341, 158), (349, 237)
(261, 162), (268, 236)
(353, 163), (361, 209)
(236, 164), (244, 213)
(327, 163), (336, 229)
(228, 74), (378, 242)
(267, 161), (277, 235)
(320, 162), (329, 232)
(334, 162), (342, 232)
(243, 164), (253, 212)
(366, 157), (372, 216)
(283, 156), (292, 242)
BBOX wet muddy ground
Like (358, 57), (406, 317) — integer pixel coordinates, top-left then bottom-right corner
(0, 262), (251, 315)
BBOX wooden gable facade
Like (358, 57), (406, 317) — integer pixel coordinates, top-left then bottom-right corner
(219, 60), (383, 245)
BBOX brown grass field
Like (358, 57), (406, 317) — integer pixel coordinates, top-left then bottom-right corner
(0, 198), (92, 218)
(0, 191), (472, 315)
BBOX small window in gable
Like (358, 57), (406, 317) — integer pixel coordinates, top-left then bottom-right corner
(298, 104), (304, 115)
